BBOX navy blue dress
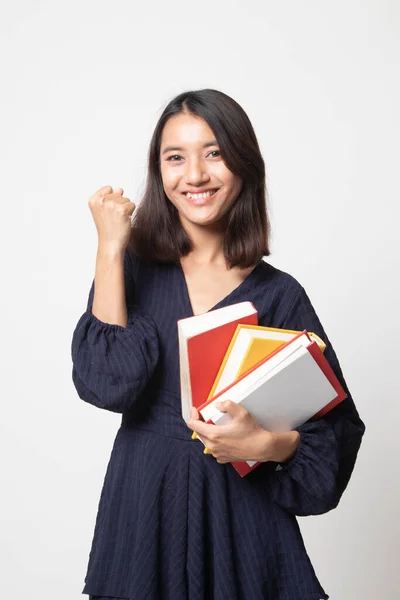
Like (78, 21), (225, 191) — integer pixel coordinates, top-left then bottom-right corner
(71, 249), (365, 600)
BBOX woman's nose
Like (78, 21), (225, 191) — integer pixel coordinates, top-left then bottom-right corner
(184, 158), (210, 185)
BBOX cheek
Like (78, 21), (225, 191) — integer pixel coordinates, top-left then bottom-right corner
(216, 165), (241, 193)
(161, 169), (180, 194)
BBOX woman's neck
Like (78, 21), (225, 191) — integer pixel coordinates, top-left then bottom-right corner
(181, 220), (226, 267)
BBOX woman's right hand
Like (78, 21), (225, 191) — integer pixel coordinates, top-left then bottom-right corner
(88, 185), (136, 254)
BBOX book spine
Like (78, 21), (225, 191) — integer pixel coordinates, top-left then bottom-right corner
(305, 342), (348, 418)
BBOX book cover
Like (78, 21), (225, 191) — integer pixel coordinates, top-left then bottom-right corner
(178, 302), (258, 423)
(198, 333), (347, 477)
(208, 324), (327, 400)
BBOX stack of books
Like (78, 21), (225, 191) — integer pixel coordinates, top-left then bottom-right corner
(178, 301), (346, 477)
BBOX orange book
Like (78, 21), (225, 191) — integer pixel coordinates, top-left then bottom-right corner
(178, 302), (258, 423)
(197, 331), (347, 477)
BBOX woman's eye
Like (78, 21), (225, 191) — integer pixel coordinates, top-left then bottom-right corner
(166, 150), (221, 162)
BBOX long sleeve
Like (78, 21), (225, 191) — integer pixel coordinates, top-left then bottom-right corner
(71, 249), (160, 413)
(268, 283), (366, 516)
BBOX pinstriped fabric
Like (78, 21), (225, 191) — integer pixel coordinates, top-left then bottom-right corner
(71, 250), (365, 600)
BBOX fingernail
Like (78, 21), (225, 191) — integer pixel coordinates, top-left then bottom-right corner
(203, 447), (212, 455)
(191, 431), (198, 440)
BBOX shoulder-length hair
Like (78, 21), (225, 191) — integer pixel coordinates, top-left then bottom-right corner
(129, 88), (271, 269)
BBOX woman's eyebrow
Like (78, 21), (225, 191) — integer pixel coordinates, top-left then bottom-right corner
(161, 140), (218, 155)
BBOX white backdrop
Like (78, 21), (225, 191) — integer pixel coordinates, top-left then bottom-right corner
(1, 1), (399, 598)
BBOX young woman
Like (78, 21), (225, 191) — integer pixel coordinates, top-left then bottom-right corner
(71, 89), (365, 600)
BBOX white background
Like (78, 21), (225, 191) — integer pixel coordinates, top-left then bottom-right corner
(1, 1), (399, 598)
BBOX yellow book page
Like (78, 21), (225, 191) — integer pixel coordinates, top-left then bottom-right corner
(236, 324), (326, 351)
(237, 338), (287, 377)
(236, 328), (326, 379)
(207, 324), (326, 399)
(207, 326), (242, 400)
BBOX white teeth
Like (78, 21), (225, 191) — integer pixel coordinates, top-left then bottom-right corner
(185, 190), (216, 199)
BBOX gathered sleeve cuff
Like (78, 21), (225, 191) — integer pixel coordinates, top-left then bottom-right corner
(268, 283), (366, 516)
(70, 250), (160, 413)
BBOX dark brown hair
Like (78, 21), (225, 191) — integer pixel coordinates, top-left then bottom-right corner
(129, 88), (271, 269)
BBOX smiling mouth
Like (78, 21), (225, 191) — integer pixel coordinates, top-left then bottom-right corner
(182, 189), (218, 202)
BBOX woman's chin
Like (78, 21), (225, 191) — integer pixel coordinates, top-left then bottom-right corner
(182, 214), (227, 233)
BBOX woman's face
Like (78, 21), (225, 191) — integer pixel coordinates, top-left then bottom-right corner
(159, 112), (242, 229)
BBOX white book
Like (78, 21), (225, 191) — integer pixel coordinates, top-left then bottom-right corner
(199, 333), (338, 466)
(214, 326), (326, 396)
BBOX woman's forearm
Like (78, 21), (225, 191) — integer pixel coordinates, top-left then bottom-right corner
(91, 245), (128, 327)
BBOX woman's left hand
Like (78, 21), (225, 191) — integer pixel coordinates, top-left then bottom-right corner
(187, 400), (300, 464)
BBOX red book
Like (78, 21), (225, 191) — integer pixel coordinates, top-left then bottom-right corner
(197, 331), (347, 477)
(178, 302), (258, 423)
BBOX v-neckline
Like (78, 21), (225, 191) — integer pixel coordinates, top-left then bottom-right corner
(177, 260), (263, 317)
